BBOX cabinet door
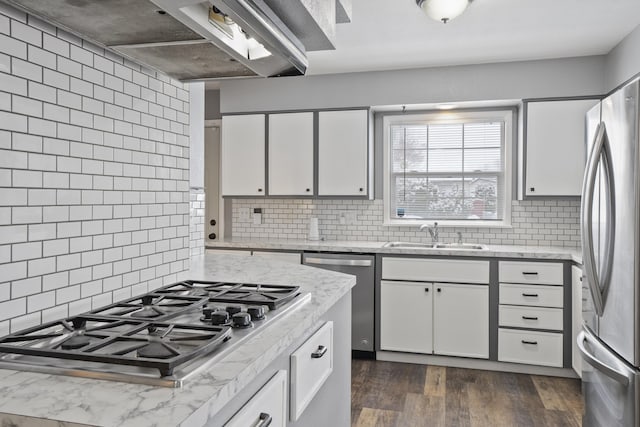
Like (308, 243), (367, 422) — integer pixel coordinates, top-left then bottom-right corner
(380, 280), (432, 353)
(221, 114), (265, 196)
(268, 112), (314, 196)
(318, 110), (369, 196)
(572, 265), (583, 377)
(224, 370), (287, 427)
(433, 283), (489, 359)
(525, 99), (599, 196)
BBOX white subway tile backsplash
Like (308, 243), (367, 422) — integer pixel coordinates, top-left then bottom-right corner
(0, 110), (27, 132)
(12, 58), (42, 82)
(0, 33), (26, 59)
(0, 4), (190, 332)
(231, 198), (581, 248)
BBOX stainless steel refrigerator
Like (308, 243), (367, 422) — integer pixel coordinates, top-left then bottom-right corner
(579, 77), (640, 427)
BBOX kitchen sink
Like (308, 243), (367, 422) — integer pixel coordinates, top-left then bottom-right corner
(382, 242), (435, 249)
(382, 241), (486, 250)
(432, 243), (487, 250)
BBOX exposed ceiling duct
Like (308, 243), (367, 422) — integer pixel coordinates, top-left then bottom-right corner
(1, 0), (343, 81)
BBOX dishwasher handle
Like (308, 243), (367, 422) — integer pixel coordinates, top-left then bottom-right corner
(304, 257), (372, 267)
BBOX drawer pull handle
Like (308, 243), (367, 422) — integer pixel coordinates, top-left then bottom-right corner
(522, 293), (539, 297)
(424, 287), (429, 293)
(256, 412), (272, 427)
(521, 340), (538, 345)
(311, 345), (328, 359)
(522, 272), (539, 276)
(522, 316), (539, 320)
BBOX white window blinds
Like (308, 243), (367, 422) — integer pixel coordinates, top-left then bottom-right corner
(390, 120), (505, 221)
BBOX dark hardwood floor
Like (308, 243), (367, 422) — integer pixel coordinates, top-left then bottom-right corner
(351, 360), (583, 427)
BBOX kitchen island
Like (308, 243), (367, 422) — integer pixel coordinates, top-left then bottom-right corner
(0, 252), (355, 427)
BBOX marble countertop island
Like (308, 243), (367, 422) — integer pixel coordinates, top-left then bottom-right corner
(207, 238), (582, 263)
(0, 253), (355, 427)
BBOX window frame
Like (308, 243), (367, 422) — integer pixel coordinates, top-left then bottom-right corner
(382, 109), (514, 227)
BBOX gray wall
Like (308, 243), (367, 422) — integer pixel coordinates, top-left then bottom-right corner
(205, 89), (222, 119)
(219, 56), (606, 112)
(604, 24), (640, 91)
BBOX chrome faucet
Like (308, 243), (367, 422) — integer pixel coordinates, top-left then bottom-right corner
(419, 222), (439, 243)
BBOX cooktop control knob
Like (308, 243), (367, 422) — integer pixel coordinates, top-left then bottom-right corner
(210, 310), (230, 325)
(247, 306), (265, 321)
(226, 306), (242, 315)
(232, 312), (252, 328)
(202, 307), (213, 320)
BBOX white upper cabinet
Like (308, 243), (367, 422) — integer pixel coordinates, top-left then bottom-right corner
(524, 98), (599, 196)
(318, 110), (369, 196)
(268, 112), (314, 196)
(221, 114), (266, 196)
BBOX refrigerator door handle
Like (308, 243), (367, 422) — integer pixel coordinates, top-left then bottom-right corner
(581, 122), (614, 317)
(578, 330), (630, 386)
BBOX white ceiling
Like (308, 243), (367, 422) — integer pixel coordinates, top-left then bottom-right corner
(305, 0), (640, 75)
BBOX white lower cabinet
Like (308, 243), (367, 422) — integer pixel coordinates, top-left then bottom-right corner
(380, 281), (433, 354)
(224, 370), (287, 427)
(380, 280), (489, 359)
(433, 283), (489, 359)
(498, 329), (563, 367)
(290, 321), (334, 422)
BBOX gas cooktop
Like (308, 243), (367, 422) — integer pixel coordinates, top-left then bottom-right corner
(0, 280), (310, 387)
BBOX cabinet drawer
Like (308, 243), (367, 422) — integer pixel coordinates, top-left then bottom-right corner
(382, 257), (489, 284)
(499, 261), (563, 285)
(499, 305), (563, 331)
(498, 328), (563, 367)
(225, 370), (287, 427)
(291, 321), (333, 421)
(500, 283), (563, 308)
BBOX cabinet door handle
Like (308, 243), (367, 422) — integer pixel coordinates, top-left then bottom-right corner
(311, 345), (327, 359)
(424, 287), (429, 292)
(522, 316), (539, 320)
(521, 340), (538, 345)
(522, 272), (539, 276)
(522, 293), (539, 297)
(306, 188), (310, 192)
(437, 288), (442, 293)
(359, 187), (364, 192)
(256, 412), (272, 427)
(258, 188), (263, 192)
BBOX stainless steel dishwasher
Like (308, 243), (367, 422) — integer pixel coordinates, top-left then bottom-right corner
(302, 252), (375, 357)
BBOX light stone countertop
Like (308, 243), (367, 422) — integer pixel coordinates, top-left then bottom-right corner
(206, 238), (583, 264)
(0, 253), (355, 427)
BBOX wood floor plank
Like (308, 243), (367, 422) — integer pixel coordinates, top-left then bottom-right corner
(424, 365), (446, 397)
(396, 393), (445, 427)
(443, 367), (472, 427)
(351, 360), (583, 427)
(354, 408), (401, 427)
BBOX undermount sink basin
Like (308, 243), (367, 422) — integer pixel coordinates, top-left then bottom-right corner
(382, 242), (434, 249)
(382, 241), (487, 250)
(432, 243), (487, 250)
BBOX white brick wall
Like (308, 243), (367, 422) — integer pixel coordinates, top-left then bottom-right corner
(0, 3), (191, 333)
(190, 189), (205, 257)
(231, 198), (581, 248)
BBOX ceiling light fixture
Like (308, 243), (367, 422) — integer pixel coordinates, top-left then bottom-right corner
(416, 0), (471, 24)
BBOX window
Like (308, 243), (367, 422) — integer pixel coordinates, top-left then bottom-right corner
(383, 109), (513, 226)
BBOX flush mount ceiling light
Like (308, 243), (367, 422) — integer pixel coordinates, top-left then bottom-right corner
(416, 0), (471, 24)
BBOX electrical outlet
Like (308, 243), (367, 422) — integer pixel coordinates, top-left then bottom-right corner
(339, 211), (357, 225)
(253, 208), (262, 225)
